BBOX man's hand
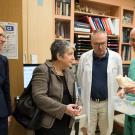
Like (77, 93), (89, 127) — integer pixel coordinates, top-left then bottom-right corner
(117, 89), (125, 97)
(8, 115), (12, 127)
(126, 87), (135, 94)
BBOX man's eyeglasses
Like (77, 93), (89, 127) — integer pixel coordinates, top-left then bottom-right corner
(130, 38), (135, 42)
(93, 42), (107, 47)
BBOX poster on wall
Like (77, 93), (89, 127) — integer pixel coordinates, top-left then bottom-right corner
(0, 22), (18, 59)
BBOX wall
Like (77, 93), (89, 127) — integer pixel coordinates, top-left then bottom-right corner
(23, 0), (54, 63)
(0, 0), (26, 135)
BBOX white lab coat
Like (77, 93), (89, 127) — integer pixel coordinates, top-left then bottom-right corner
(77, 49), (123, 135)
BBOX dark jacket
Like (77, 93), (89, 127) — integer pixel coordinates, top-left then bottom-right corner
(0, 54), (12, 118)
(32, 60), (76, 128)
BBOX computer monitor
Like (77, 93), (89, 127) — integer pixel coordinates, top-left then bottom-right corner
(23, 64), (39, 88)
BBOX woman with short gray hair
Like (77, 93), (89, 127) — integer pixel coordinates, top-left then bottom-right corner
(32, 40), (82, 135)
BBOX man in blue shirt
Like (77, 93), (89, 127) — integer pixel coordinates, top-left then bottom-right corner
(78, 30), (123, 135)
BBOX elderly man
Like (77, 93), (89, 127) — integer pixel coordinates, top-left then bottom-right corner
(117, 28), (135, 135)
(77, 30), (123, 135)
(0, 25), (12, 135)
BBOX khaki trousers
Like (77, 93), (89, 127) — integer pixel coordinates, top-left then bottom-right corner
(89, 100), (108, 135)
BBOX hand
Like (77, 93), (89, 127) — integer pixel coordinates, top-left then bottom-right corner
(8, 115), (12, 127)
(117, 89), (125, 97)
(126, 87), (135, 94)
(74, 105), (82, 116)
(81, 127), (88, 135)
(65, 104), (80, 117)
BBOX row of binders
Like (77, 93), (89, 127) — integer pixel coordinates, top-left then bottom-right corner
(74, 34), (91, 59)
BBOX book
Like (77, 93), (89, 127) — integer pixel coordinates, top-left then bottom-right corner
(102, 18), (111, 34)
(107, 18), (115, 34)
(97, 18), (105, 31)
(123, 28), (131, 43)
(86, 16), (96, 31)
(74, 21), (90, 32)
(112, 19), (119, 35)
(74, 21), (90, 29)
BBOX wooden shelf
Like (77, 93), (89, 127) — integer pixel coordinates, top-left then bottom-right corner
(108, 35), (119, 38)
(55, 37), (70, 41)
(74, 11), (119, 19)
(74, 31), (91, 35)
(74, 31), (119, 38)
(122, 43), (130, 45)
(122, 61), (131, 64)
(122, 24), (133, 28)
(54, 0), (74, 45)
(55, 15), (71, 21)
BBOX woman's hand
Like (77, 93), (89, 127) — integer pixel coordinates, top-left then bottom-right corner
(74, 105), (82, 116)
(65, 104), (82, 117)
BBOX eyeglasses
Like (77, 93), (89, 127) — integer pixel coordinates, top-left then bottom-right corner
(130, 38), (135, 42)
(93, 42), (107, 47)
(0, 33), (6, 39)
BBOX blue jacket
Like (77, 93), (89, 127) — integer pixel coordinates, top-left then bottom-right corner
(0, 54), (12, 118)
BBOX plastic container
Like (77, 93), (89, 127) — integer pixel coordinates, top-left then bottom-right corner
(113, 96), (135, 115)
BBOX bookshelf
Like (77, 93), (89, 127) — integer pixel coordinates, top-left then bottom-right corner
(121, 8), (135, 64)
(53, 0), (135, 65)
(54, 0), (74, 44)
(74, 0), (120, 60)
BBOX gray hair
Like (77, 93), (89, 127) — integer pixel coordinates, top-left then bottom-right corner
(50, 40), (74, 61)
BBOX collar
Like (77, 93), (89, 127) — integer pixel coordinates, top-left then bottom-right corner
(93, 50), (109, 60)
(45, 59), (67, 75)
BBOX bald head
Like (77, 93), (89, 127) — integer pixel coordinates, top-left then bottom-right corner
(91, 30), (107, 42)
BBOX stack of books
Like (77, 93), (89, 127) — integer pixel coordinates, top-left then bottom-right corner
(74, 21), (90, 33)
